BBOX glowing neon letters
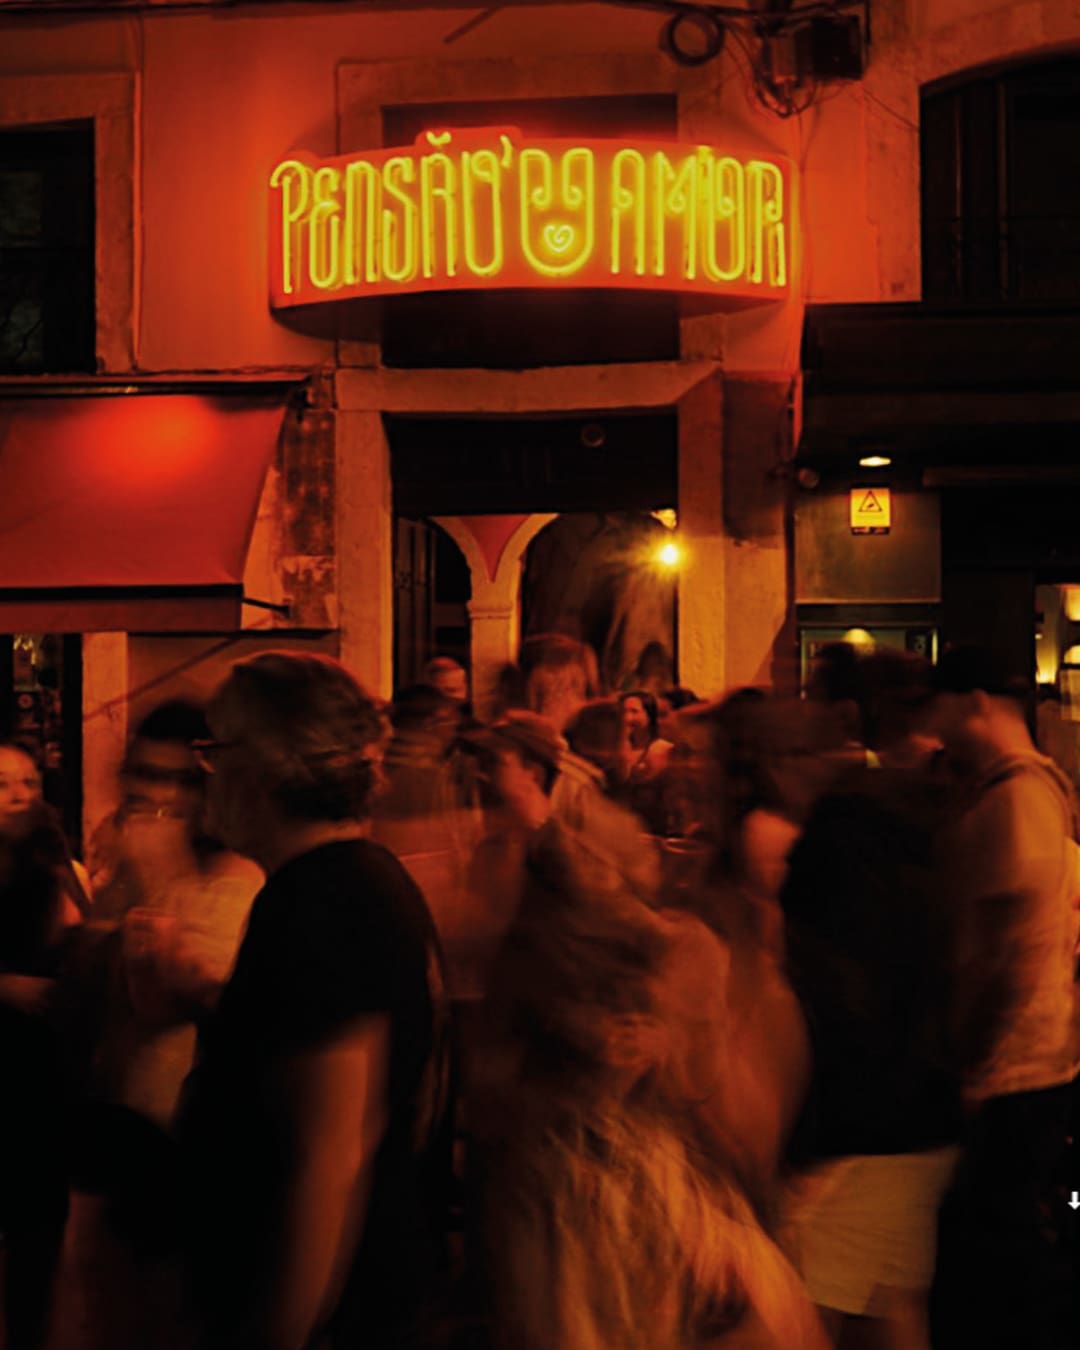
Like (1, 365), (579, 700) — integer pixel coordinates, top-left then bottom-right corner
(269, 128), (790, 307)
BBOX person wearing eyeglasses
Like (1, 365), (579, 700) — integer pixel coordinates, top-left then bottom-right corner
(176, 653), (452, 1350)
(83, 700), (262, 1132)
(63, 701), (261, 1349)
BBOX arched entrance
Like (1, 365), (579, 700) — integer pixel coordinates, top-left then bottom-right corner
(521, 512), (677, 691)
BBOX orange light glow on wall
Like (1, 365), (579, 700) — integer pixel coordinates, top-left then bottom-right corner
(269, 128), (791, 308)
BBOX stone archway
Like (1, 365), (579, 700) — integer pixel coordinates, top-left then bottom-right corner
(520, 512), (676, 692)
(433, 513), (556, 718)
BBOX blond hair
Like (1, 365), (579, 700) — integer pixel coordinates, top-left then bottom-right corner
(487, 1105), (821, 1350)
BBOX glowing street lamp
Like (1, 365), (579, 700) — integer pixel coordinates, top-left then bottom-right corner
(656, 539), (682, 568)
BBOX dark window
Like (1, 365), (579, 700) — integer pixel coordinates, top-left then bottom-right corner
(379, 96), (680, 368)
(0, 122), (95, 373)
(921, 57), (1080, 301)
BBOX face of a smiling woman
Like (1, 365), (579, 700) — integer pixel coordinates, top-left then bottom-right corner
(0, 745), (42, 839)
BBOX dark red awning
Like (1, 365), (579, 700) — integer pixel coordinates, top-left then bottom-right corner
(0, 391), (288, 633)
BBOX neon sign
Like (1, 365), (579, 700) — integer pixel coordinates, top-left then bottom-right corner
(269, 128), (790, 308)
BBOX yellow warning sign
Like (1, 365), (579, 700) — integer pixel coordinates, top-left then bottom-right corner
(850, 486), (891, 534)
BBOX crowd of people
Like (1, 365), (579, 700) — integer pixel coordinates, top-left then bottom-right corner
(0, 635), (1077, 1350)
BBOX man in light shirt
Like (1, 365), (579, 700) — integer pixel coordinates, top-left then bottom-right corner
(930, 646), (1080, 1350)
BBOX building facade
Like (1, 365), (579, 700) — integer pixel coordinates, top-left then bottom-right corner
(0, 0), (1077, 843)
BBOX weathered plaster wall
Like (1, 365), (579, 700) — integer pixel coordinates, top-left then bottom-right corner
(4, 0), (1080, 709)
(4, 0), (1078, 377)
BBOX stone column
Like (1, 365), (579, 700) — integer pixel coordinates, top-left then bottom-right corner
(81, 632), (128, 850)
(467, 598), (518, 721)
(677, 372), (726, 698)
(336, 409), (394, 700)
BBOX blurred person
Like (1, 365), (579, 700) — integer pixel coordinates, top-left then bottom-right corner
(373, 684), (464, 831)
(563, 697), (623, 788)
(421, 656), (469, 709)
(476, 804), (827, 1350)
(779, 761), (964, 1350)
(805, 641), (877, 771)
(625, 638), (674, 696)
(655, 683), (701, 744)
(488, 661), (527, 720)
(611, 690), (674, 835)
(0, 741), (87, 1350)
(647, 702), (814, 1178)
(462, 711), (572, 996)
(731, 654), (938, 910)
(524, 637), (661, 901)
(177, 653), (452, 1350)
(704, 689), (801, 912)
(616, 689), (674, 783)
(372, 685), (484, 997)
(928, 646), (1080, 1350)
(523, 634), (592, 732)
(672, 695), (831, 926)
(855, 648), (941, 771)
(64, 702), (261, 1350)
(374, 682), (482, 844)
(84, 700), (262, 1133)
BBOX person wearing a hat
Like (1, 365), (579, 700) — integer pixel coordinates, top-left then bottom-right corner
(465, 711), (564, 832)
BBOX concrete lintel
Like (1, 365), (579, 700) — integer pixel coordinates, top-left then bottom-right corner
(339, 53), (685, 115)
(335, 361), (720, 414)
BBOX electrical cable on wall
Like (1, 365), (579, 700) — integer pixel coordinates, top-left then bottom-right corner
(616, 0), (868, 113)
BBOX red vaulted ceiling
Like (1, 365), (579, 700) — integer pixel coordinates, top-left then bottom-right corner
(0, 391), (287, 633)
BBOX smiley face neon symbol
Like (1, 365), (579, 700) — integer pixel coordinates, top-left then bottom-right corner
(543, 222), (576, 254)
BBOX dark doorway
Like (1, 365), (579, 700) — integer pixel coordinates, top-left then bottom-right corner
(392, 518), (470, 690)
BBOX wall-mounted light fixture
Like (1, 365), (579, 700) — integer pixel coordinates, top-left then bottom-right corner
(656, 539), (682, 568)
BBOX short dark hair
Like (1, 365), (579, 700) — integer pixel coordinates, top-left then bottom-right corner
(933, 645), (1029, 703)
(808, 642), (860, 703)
(391, 683), (456, 730)
(565, 699), (622, 766)
(856, 649), (932, 748)
(621, 689), (660, 742)
(464, 711), (563, 797)
(213, 653), (387, 822)
(132, 698), (210, 746)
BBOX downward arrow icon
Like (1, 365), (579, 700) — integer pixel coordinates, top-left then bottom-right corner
(1069, 1193), (1080, 1210)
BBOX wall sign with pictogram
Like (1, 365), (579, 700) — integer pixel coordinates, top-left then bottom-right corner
(850, 486), (891, 535)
